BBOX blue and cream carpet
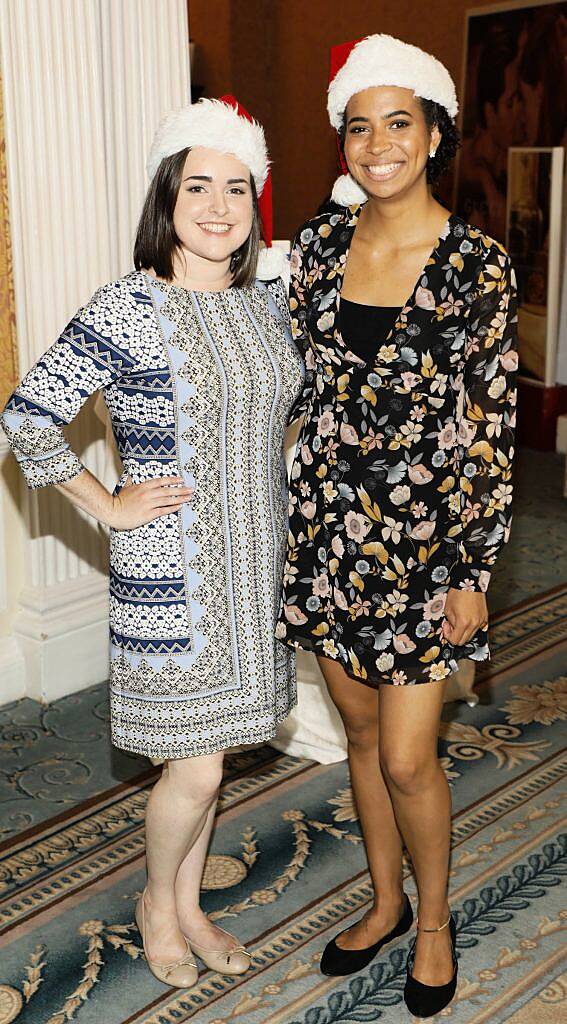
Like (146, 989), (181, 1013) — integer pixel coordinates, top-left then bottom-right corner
(0, 449), (565, 1024)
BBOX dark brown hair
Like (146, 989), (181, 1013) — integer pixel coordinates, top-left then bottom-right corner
(133, 149), (261, 287)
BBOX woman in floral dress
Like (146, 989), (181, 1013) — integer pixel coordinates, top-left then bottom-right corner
(276, 35), (517, 1016)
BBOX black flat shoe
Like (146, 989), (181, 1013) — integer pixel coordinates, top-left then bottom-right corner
(404, 913), (458, 1018)
(320, 893), (413, 976)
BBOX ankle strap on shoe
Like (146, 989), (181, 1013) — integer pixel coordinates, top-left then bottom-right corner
(416, 915), (451, 933)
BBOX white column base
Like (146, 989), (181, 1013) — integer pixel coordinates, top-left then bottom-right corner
(14, 573), (109, 702)
(0, 637), (27, 703)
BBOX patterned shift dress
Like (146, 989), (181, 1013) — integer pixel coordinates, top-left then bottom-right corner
(276, 208), (518, 686)
(1, 272), (304, 758)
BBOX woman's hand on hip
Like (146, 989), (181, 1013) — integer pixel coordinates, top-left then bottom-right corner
(110, 476), (194, 530)
(441, 588), (488, 647)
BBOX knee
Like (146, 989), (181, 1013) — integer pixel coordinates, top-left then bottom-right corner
(343, 714), (378, 753)
(380, 749), (431, 795)
(163, 754), (223, 806)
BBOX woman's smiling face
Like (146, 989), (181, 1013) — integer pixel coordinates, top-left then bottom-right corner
(173, 146), (254, 265)
(343, 86), (440, 201)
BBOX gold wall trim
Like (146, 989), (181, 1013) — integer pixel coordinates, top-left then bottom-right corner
(0, 62), (18, 408)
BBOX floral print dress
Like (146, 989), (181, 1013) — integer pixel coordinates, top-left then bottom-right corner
(276, 207), (518, 685)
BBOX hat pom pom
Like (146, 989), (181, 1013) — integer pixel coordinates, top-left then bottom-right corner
(256, 244), (287, 280)
(331, 172), (368, 206)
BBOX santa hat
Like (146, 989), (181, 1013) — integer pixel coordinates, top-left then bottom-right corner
(327, 34), (458, 206)
(147, 95), (283, 279)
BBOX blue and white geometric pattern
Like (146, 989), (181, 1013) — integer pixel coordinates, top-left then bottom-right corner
(1, 272), (304, 759)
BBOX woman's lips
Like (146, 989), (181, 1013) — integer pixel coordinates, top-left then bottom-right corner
(362, 162), (404, 182)
(197, 222), (232, 234)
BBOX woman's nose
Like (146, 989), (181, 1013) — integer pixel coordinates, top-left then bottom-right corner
(366, 132), (392, 155)
(208, 190), (229, 216)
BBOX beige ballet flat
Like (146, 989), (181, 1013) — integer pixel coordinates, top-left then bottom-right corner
(186, 926), (252, 976)
(135, 893), (199, 988)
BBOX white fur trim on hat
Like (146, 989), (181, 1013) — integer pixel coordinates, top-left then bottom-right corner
(331, 172), (369, 206)
(328, 34), (458, 129)
(256, 244), (288, 280)
(147, 98), (269, 193)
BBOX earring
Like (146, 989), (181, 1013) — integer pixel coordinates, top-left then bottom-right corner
(429, 148), (437, 159)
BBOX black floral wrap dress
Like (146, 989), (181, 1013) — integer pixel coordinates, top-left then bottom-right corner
(276, 207), (518, 685)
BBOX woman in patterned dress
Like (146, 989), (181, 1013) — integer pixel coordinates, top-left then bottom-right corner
(2, 98), (303, 988)
(276, 37), (517, 1016)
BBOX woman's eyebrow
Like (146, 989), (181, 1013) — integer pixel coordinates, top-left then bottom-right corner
(346, 109), (413, 127)
(181, 175), (248, 184)
(383, 109), (412, 119)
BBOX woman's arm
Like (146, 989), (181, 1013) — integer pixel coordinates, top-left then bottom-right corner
(1, 282), (193, 529)
(57, 470), (192, 530)
(443, 249), (518, 646)
(288, 233), (315, 421)
(1, 283), (130, 490)
(452, 249), (518, 591)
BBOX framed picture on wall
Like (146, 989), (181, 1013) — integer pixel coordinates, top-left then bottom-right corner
(506, 147), (564, 385)
(455, 0), (567, 245)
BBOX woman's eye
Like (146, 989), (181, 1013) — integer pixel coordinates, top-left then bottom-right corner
(390, 120), (410, 129)
(348, 125), (368, 134)
(228, 187), (246, 195)
(187, 185), (206, 193)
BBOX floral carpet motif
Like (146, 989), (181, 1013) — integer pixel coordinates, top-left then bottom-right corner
(0, 448), (565, 1023)
(0, 581), (565, 1024)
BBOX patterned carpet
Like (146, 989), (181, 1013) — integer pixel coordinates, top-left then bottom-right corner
(0, 448), (565, 1024)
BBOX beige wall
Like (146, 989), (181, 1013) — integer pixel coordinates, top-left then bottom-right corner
(188, 0), (518, 237)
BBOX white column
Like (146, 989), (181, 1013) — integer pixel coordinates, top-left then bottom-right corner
(0, 0), (190, 701)
(0, 432), (27, 703)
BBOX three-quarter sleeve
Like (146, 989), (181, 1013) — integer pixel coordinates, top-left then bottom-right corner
(1, 283), (134, 489)
(288, 234), (315, 421)
(451, 251), (518, 593)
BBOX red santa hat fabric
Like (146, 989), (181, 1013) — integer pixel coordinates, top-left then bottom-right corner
(327, 34), (458, 206)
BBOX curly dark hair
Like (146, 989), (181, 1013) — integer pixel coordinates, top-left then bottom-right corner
(338, 98), (460, 188)
(420, 99), (461, 185)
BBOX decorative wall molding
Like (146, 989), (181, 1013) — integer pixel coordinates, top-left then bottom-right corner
(0, 0), (190, 701)
(0, 61), (18, 409)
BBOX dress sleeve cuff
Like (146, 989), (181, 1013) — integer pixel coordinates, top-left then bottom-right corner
(17, 449), (86, 490)
(450, 562), (492, 593)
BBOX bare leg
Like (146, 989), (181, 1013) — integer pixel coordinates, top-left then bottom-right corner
(378, 681), (453, 985)
(142, 751), (224, 963)
(318, 657), (405, 950)
(175, 797), (240, 952)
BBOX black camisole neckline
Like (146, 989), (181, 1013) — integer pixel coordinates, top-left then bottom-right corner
(340, 298), (402, 362)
